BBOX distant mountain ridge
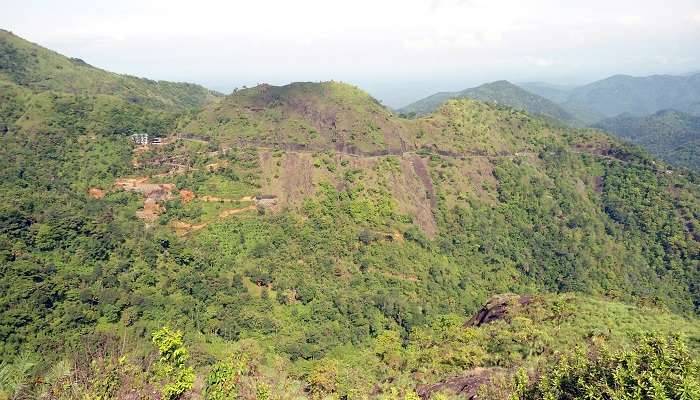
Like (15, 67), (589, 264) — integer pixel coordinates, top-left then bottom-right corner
(397, 80), (577, 124)
(563, 74), (700, 123)
(519, 73), (700, 124)
(594, 109), (700, 171)
(516, 82), (576, 104)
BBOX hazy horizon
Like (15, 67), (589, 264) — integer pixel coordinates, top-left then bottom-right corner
(2, 0), (700, 107)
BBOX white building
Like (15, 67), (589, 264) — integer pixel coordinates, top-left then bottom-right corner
(131, 133), (149, 145)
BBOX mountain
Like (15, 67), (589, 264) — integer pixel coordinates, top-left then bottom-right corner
(594, 109), (700, 171)
(1, 32), (699, 399)
(0, 29), (221, 109)
(560, 74), (700, 124)
(397, 80), (578, 124)
(516, 81), (575, 103)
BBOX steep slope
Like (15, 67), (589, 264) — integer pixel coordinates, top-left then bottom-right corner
(561, 73), (700, 123)
(0, 28), (221, 109)
(594, 110), (700, 171)
(398, 80), (577, 124)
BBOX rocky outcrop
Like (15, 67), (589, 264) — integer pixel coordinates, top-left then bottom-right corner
(416, 368), (503, 400)
(465, 294), (535, 327)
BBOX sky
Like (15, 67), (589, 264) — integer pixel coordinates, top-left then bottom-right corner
(2, 0), (700, 107)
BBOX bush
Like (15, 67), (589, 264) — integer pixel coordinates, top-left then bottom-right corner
(517, 332), (700, 399)
(151, 327), (195, 400)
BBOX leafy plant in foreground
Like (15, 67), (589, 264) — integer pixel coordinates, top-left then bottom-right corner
(151, 327), (195, 400)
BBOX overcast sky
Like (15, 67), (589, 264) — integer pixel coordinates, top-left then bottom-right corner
(2, 0), (700, 107)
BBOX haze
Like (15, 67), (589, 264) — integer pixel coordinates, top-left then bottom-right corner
(2, 0), (700, 107)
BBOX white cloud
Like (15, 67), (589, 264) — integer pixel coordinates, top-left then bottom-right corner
(403, 32), (481, 51)
(526, 56), (560, 67)
(619, 15), (644, 25)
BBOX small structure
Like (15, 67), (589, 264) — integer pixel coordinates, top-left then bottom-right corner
(255, 195), (278, 207)
(131, 133), (149, 145)
(130, 134), (164, 145)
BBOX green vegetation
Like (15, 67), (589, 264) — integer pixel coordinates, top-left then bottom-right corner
(0, 32), (699, 399)
(514, 333), (699, 400)
(595, 109), (700, 171)
(397, 81), (578, 125)
(152, 327), (195, 399)
(0, 29), (221, 110)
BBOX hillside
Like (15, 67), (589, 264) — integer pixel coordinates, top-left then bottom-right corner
(594, 109), (700, 171)
(516, 82), (574, 104)
(398, 80), (577, 124)
(560, 73), (700, 124)
(1, 33), (699, 399)
(0, 29), (221, 110)
(181, 81), (410, 154)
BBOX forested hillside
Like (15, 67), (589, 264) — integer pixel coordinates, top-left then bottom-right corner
(0, 29), (221, 110)
(1, 33), (699, 399)
(594, 109), (700, 171)
(397, 81), (577, 125)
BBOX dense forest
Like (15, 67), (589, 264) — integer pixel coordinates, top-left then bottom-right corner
(594, 109), (700, 171)
(0, 29), (699, 399)
(404, 76), (700, 175)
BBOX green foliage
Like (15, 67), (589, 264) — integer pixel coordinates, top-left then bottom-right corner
(0, 352), (35, 399)
(204, 357), (247, 400)
(595, 110), (700, 171)
(517, 333), (700, 400)
(152, 327), (195, 400)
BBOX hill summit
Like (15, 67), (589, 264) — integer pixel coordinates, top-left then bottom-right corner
(398, 80), (577, 124)
(182, 81), (408, 153)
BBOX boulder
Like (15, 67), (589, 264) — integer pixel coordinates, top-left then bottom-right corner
(465, 294), (534, 327)
(416, 368), (502, 400)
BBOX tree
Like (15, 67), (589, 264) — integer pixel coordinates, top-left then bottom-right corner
(151, 327), (195, 400)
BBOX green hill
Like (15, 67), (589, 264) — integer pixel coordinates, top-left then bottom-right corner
(397, 80), (578, 124)
(516, 82), (575, 104)
(1, 33), (699, 399)
(181, 81), (409, 153)
(0, 29), (221, 110)
(560, 74), (700, 124)
(594, 110), (700, 171)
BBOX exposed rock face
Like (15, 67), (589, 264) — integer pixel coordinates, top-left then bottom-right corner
(416, 368), (502, 400)
(465, 294), (535, 327)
